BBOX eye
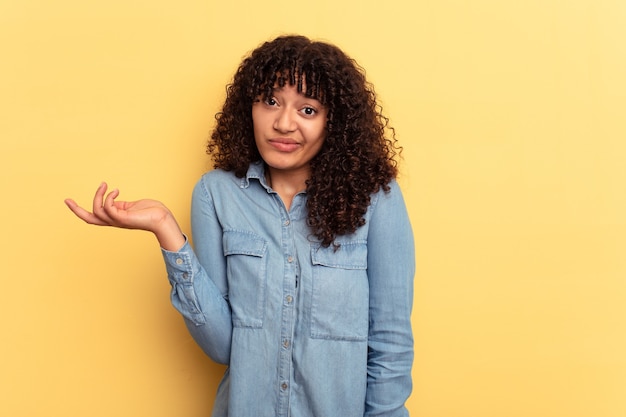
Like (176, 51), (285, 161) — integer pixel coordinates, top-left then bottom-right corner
(264, 97), (278, 106)
(301, 106), (317, 116)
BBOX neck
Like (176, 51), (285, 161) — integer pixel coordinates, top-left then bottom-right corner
(266, 166), (309, 211)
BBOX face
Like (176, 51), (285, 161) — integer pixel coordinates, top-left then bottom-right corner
(252, 83), (328, 181)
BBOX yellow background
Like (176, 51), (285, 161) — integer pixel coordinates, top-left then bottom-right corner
(1, 0), (624, 416)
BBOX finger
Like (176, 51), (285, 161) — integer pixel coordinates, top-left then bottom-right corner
(92, 182), (115, 224)
(91, 182), (107, 213)
(102, 188), (122, 221)
(64, 198), (110, 226)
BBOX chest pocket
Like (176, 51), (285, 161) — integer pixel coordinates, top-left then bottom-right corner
(310, 242), (369, 341)
(223, 230), (268, 328)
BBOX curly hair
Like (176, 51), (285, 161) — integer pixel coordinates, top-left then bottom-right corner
(208, 35), (401, 247)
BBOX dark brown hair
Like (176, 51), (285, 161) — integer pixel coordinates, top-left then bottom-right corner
(208, 35), (400, 247)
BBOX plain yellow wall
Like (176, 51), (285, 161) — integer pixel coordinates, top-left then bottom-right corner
(1, 0), (625, 416)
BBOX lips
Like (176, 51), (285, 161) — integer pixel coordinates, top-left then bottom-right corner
(268, 138), (301, 152)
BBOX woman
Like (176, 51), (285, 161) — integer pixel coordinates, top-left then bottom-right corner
(66, 35), (415, 417)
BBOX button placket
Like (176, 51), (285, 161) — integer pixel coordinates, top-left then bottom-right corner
(277, 208), (296, 413)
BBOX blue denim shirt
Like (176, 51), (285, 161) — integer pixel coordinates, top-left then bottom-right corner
(162, 162), (415, 417)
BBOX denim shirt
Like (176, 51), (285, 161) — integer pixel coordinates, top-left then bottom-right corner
(162, 162), (415, 417)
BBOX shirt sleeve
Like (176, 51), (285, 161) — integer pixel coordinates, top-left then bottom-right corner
(161, 177), (232, 365)
(365, 181), (415, 416)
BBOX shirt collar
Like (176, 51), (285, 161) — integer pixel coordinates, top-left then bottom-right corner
(240, 161), (268, 189)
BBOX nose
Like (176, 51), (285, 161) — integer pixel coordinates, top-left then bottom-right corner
(273, 108), (296, 132)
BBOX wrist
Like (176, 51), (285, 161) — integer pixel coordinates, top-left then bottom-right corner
(153, 214), (185, 251)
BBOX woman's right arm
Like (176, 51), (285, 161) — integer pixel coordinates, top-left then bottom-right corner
(164, 178), (233, 364)
(65, 181), (233, 364)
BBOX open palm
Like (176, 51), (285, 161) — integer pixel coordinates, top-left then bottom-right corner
(65, 182), (185, 251)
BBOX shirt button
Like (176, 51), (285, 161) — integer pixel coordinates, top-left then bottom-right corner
(281, 382), (288, 390)
(285, 295), (293, 304)
(283, 339), (290, 348)
(284, 220), (290, 226)
(287, 256), (294, 263)
(182, 272), (189, 280)
(175, 258), (183, 265)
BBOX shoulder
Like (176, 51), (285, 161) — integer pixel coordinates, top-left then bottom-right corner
(196, 168), (240, 189)
(365, 179), (410, 223)
(191, 169), (241, 202)
(201, 168), (239, 183)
